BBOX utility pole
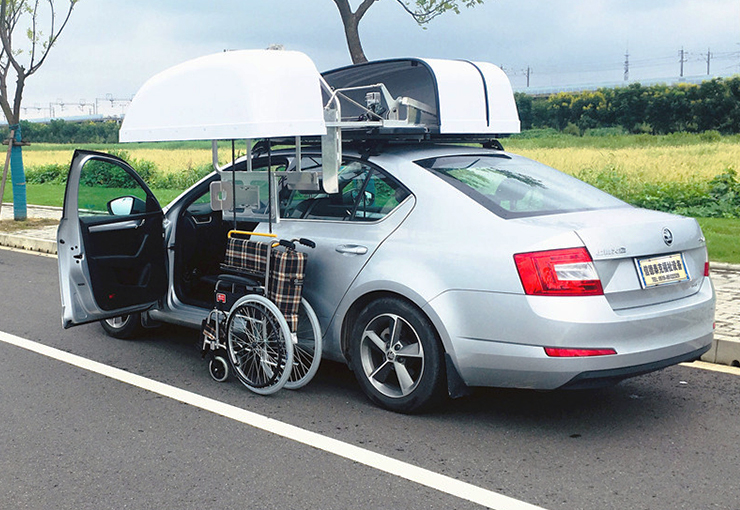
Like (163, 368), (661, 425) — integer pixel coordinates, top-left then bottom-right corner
(704, 48), (712, 75)
(679, 47), (687, 78)
(624, 50), (629, 81)
(526, 66), (531, 87)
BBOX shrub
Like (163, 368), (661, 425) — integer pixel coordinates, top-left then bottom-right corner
(583, 126), (627, 137)
(148, 163), (212, 189)
(576, 166), (740, 218)
(563, 122), (581, 136)
(25, 163), (68, 184)
(699, 130), (722, 143)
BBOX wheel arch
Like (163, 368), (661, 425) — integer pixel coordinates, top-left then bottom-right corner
(339, 289), (468, 399)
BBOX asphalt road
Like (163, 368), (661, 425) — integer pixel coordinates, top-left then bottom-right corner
(1, 247), (739, 510)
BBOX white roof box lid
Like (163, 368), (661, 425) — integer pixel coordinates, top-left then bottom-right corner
(322, 58), (520, 136)
(119, 50), (327, 143)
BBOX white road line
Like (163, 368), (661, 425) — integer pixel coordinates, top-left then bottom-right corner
(0, 330), (546, 510)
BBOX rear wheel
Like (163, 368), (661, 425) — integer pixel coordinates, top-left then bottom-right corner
(350, 297), (446, 413)
(285, 298), (322, 390)
(226, 295), (293, 395)
(100, 313), (142, 339)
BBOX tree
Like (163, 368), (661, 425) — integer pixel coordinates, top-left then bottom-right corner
(332, 0), (483, 64)
(0, 0), (79, 220)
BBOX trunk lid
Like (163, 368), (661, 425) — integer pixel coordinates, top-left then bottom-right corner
(519, 207), (708, 310)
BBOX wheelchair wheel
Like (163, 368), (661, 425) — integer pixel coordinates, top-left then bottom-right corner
(285, 298), (322, 390)
(226, 294), (293, 395)
(208, 355), (229, 382)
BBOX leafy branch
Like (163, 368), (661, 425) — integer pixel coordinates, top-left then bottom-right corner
(0, 0), (79, 124)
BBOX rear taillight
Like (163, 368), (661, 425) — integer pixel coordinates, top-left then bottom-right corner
(545, 347), (617, 357)
(704, 261), (710, 277)
(514, 247), (603, 296)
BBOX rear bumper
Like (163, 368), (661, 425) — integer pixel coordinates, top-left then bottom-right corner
(424, 277), (716, 390)
(558, 341), (711, 389)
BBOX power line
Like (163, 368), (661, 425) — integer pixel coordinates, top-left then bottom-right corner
(507, 45), (740, 88)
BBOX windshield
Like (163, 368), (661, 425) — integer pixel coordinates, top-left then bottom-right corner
(417, 153), (628, 219)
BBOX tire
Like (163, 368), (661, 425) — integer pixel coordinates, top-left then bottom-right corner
(285, 298), (322, 390)
(349, 297), (446, 413)
(100, 313), (143, 339)
(226, 295), (293, 395)
(208, 355), (229, 382)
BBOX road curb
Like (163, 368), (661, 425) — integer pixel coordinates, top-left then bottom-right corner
(710, 262), (740, 272)
(0, 232), (57, 255)
(702, 335), (740, 367)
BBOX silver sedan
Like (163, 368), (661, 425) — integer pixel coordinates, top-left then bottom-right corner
(58, 143), (715, 413)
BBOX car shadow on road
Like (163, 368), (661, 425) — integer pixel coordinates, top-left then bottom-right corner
(431, 366), (704, 437)
(125, 324), (702, 439)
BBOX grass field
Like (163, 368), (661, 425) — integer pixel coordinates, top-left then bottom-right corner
(507, 144), (740, 185)
(20, 141), (239, 172)
(3, 134), (739, 263)
(20, 135), (740, 183)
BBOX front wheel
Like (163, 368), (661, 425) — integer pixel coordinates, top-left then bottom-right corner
(100, 313), (142, 339)
(350, 297), (446, 413)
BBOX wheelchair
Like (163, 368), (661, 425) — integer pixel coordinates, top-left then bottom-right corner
(200, 230), (321, 395)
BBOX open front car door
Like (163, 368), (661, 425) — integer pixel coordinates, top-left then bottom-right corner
(57, 150), (167, 328)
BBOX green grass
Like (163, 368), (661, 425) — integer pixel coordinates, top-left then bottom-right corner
(3, 183), (183, 209)
(506, 131), (740, 150)
(697, 217), (740, 264)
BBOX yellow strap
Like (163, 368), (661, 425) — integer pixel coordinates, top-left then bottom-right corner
(228, 230), (277, 239)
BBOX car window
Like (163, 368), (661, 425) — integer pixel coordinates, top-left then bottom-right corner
(417, 154), (627, 219)
(77, 158), (151, 218)
(280, 158), (408, 222)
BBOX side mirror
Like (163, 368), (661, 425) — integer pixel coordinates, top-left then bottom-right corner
(107, 196), (147, 216)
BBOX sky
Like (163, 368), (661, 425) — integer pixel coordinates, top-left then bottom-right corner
(9, 0), (740, 119)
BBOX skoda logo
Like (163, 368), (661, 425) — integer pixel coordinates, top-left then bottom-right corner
(662, 227), (674, 246)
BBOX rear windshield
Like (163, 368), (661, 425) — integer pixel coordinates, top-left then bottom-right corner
(417, 154), (628, 219)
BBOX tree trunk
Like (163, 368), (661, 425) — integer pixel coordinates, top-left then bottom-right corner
(343, 14), (367, 64)
(7, 73), (26, 220)
(333, 0), (377, 64)
(9, 124), (26, 221)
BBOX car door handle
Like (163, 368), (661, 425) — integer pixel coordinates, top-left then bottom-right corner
(335, 244), (368, 255)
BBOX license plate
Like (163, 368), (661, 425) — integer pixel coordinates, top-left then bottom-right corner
(635, 253), (690, 288)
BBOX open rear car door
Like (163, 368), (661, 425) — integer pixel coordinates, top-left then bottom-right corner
(57, 150), (167, 328)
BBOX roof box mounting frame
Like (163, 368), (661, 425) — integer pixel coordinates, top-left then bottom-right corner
(320, 57), (521, 139)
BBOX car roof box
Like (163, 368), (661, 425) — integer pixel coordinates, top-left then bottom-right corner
(119, 51), (520, 144)
(322, 58), (520, 137)
(119, 50), (327, 143)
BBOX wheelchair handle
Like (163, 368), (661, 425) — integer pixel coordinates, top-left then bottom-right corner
(298, 238), (316, 249)
(277, 238), (316, 251)
(278, 239), (296, 250)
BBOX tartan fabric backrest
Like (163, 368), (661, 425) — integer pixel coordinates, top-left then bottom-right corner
(221, 236), (307, 332)
(222, 237), (269, 277)
(267, 249), (307, 332)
